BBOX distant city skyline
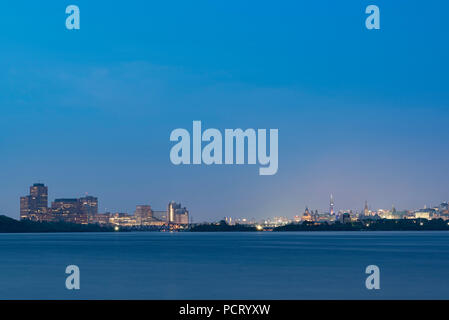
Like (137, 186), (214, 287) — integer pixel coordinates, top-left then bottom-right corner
(19, 182), (189, 226)
(1, 2), (449, 221)
(11, 182), (449, 223)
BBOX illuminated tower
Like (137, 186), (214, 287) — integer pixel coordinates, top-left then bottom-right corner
(135, 205), (152, 225)
(79, 196), (98, 216)
(167, 201), (189, 224)
(301, 206), (313, 222)
(20, 183), (48, 220)
(364, 200), (369, 216)
(30, 183), (48, 213)
(329, 194), (335, 216)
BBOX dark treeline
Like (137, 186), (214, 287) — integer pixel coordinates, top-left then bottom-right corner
(274, 219), (449, 231)
(190, 220), (257, 232)
(2, 215), (449, 233)
(0, 215), (113, 233)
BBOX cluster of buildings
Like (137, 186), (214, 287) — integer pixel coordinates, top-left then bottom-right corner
(20, 183), (189, 227)
(20, 184), (449, 230)
(224, 195), (449, 228)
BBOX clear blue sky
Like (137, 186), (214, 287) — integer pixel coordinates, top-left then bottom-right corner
(1, 1), (448, 220)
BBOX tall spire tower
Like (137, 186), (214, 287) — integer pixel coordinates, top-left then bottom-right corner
(364, 200), (369, 216)
(330, 194), (335, 216)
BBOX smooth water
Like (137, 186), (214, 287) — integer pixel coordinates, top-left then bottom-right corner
(0, 231), (448, 299)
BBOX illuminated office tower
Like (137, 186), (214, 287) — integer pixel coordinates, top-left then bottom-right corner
(79, 196), (98, 216)
(51, 198), (87, 224)
(152, 210), (168, 223)
(168, 202), (177, 223)
(30, 183), (48, 210)
(20, 183), (49, 220)
(167, 201), (189, 225)
(51, 198), (81, 216)
(135, 205), (152, 224)
(20, 196), (32, 220)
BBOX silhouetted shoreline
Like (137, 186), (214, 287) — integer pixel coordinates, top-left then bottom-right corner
(190, 219), (449, 232)
(2, 215), (449, 233)
(274, 219), (449, 231)
(0, 215), (113, 233)
(190, 220), (258, 232)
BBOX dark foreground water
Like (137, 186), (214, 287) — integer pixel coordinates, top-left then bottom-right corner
(0, 231), (448, 299)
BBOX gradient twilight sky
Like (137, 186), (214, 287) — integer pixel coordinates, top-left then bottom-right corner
(1, 1), (448, 221)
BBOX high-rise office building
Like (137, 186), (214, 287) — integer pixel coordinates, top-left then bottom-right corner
(51, 198), (81, 215)
(30, 183), (48, 210)
(20, 183), (49, 221)
(51, 198), (89, 224)
(20, 195), (32, 220)
(152, 210), (168, 223)
(135, 205), (153, 224)
(167, 201), (189, 225)
(79, 196), (98, 216)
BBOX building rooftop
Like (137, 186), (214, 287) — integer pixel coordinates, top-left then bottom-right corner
(54, 198), (78, 202)
(33, 183), (45, 187)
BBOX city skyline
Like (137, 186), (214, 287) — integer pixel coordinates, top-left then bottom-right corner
(19, 182), (189, 226)
(1, 1), (449, 221)
(11, 182), (449, 224)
